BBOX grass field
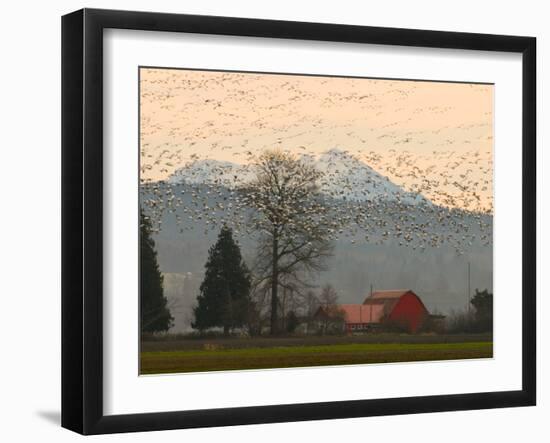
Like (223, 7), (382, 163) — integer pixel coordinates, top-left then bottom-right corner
(140, 338), (493, 374)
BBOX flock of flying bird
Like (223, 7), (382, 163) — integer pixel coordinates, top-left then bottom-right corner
(139, 68), (494, 254)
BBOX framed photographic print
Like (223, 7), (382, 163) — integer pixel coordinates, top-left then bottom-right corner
(61, 8), (536, 435)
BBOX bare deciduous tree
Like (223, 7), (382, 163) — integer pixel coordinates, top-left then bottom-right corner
(239, 150), (335, 335)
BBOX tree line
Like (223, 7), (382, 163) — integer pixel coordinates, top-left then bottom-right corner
(141, 218), (342, 335)
(190, 224), (344, 336)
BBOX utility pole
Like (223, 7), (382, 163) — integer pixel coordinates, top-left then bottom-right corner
(370, 284), (373, 298)
(467, 262), (471, 315)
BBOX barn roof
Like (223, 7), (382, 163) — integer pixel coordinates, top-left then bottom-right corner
(362, 289), (418, 315)
(338, 304), (385, 324)
(368, 290), (411, 300)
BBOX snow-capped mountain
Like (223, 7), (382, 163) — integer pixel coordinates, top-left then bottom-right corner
(168, 148), (427, 205)
(168, 159), (255, 185)
(303, 148), (426, 204)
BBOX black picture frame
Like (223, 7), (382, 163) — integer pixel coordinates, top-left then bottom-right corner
(62, 8), (536, 435)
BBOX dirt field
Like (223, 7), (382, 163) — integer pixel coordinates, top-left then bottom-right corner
(140, 334), (493, 374)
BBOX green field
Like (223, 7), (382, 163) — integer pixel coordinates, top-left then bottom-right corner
(140, 340), (493, 374)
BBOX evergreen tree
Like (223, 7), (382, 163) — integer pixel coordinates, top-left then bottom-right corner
(285, 310), (300, 333)
(140, 210), (173, 333)
(471, 288), (493, 332)
(193, 226), (251, 335)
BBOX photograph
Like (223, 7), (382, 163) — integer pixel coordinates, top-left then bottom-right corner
(138, 67), (494, 375)
(1, 0), (543, 440)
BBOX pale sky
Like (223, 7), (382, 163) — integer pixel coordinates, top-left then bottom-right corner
(140, 67), (493, 212)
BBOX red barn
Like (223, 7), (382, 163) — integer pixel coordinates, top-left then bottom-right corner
(363, 289), (430, 333)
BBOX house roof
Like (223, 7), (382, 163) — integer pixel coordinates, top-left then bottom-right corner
(338, 304), (385, 324)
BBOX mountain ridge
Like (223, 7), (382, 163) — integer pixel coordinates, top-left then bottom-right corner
(167, 148), (428, 205)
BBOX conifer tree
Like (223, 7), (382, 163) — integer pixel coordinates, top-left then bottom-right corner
(140, 210), (173, 333)
(193, 226), (251, 335)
